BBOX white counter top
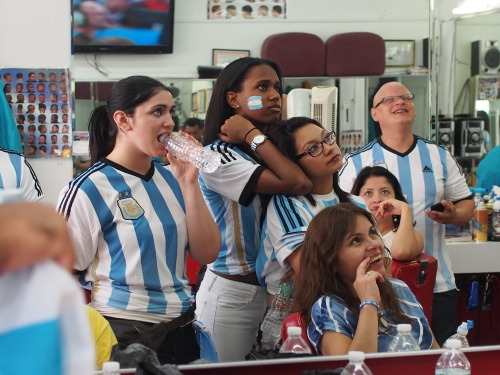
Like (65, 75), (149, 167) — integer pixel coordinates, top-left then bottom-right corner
(446, 239), (500, 273)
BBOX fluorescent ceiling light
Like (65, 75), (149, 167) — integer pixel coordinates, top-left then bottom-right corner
(453, 0), (500, 14)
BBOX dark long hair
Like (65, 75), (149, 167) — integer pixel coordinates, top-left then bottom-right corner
(294, 203), (410, 325)
(350, 166), (409, 230)
(88, 75), (169, 164)
(203, 57), (283, 146)
(266, 116), (350, 205)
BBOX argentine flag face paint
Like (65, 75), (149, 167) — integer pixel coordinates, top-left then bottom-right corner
(247, 96), (263, 110)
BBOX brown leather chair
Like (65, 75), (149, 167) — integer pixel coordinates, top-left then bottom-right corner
(261, 32), (326, 77)
(325, 32), (386, 76)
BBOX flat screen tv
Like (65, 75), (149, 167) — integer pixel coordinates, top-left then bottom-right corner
(72, 0), (175, 54)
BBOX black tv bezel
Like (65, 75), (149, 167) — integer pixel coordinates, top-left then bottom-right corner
(73, 0), (175, 55)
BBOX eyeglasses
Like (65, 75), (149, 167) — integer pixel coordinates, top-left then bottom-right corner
(374, 94), (415, 108)
(296, 132), (336, 160)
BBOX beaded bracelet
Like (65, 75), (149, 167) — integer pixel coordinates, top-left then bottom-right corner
(243, 127), (258, 142)
(359, 300), (380, 311)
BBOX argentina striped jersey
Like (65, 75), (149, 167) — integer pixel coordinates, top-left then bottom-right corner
(0, 147), (43, 201)
(338, 136), (472, 293)
(57, 159), (192, 323)
(199, 140), (266, 275)
(256, 191), (366, 295)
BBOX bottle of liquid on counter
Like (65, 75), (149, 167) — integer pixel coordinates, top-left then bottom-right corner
(260, 280), (294, 351)
(159, 133), (221, 173)
(444, 321), (473, 348)
(435, 339), (471, 375)
(388, 323), (420, 352)
(340, 351), (374, 375)
(473, 201), (488, 242)
(279, 326), (312, 356)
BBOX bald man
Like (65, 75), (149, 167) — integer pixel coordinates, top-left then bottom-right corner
(338, 82), (474, 346)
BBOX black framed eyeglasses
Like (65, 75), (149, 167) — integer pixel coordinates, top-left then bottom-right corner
(296, 132), (336, 160)
(374, 94), (415, 108)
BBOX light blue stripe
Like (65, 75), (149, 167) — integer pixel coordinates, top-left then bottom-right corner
(0, 319), (62, 375)
(8, 152), (22, 188)
(81, 172), (130, 310)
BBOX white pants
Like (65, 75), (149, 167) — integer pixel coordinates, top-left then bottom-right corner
(195, 270), (267, 362)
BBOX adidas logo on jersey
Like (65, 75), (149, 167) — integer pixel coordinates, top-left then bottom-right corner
(423, 166), (433, 173)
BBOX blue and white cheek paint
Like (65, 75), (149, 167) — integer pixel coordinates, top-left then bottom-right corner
(247, 96), (263, 110)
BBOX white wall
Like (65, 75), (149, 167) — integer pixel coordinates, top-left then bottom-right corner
(73, 0), (430, 81)
(0, 0), (74, 206)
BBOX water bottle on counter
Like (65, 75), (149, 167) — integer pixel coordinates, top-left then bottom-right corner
(260, 280), (294, 351)
(388, 323), (420, 352)
(279, 326), (312, 356)
(444, 321), (473, 348)
(435, 339), (471, 375)
(159, 133), (221, 173)
(340, 351), (373, 375)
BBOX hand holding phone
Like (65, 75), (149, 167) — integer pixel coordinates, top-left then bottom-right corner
(430, 202), (445, 212)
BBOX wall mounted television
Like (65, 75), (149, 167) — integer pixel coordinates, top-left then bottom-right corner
(72, 0), (175, 54)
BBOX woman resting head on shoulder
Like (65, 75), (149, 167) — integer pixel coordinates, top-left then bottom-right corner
(351, 166), (423, 261)
(294, 203), (439, 355)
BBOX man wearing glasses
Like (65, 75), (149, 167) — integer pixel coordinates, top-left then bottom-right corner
(338, 81), (474, 347)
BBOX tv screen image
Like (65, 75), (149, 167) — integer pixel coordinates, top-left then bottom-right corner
(72, 0), (175, 54)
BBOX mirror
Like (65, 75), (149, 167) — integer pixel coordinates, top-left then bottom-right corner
(455, 10), (500, 147)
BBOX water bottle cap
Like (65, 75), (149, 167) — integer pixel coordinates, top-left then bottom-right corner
(444, 339), (461, 349)
(396, 323), (412, 332)
(457, 322), (468, 334)
(347, 351), (365, 361)
(287, 326), (302, 336)
(102, 361), (120, 372)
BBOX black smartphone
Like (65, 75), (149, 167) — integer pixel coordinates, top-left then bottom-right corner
(430, 202), (445, 212)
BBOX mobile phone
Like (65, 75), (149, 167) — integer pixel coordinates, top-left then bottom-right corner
(430, 202), (445, 212)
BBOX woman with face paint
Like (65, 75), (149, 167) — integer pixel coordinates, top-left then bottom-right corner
(196, 57), (312, 362)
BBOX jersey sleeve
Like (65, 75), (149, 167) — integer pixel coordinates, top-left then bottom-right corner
(443, 151), (473, 202)
(200, 144), (264, 206)
(19, 157), (44, 202)
(338, 156), (358, 193)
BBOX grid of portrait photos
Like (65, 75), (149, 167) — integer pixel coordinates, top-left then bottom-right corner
(340, 129), (364, 155)
(1, 68), (72, 158)
(207, 0), (286, 20)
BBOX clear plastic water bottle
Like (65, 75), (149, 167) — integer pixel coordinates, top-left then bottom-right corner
(340, 351), (373, 375)
(435, 339), (471, 375)
(159, 133), (221, 173)
(102, 361), (120, 375)
(388, 323), (420, 352)
(279, 326), (312, 356)
(444, 321), (472, 348)
(260, 280), (294, 351)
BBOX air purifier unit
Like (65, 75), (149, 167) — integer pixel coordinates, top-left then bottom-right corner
(311, 86), (338, 133)
(286, 88), (312, 118)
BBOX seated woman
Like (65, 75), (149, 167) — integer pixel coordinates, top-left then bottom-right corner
(256, 117), (366, 299)
(351, 166), (423, 261)
(294, 203), (439, 355)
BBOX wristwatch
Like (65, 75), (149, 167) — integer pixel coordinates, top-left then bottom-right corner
(250, 134), (268, 152)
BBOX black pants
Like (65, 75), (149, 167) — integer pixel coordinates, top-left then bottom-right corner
(431, 289), (458, 347)
(107, 316), (200, 365)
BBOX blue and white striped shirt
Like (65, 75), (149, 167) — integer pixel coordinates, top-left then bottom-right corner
(0, 147), (43, 201)
(308, 278), (433, 353)
(199, 140), (266, 275)
(339, 136), (472, 293)
(58, 159), (192, 323)
(256, 191), (366, 295)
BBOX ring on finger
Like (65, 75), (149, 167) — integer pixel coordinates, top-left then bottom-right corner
(366, 271), (372, 276)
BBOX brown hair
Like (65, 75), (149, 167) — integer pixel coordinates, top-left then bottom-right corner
(294, 203), (410, 326)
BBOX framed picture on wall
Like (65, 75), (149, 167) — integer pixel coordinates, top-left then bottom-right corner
(212, 49), (250, 67)
(384, 40), (415, 67)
